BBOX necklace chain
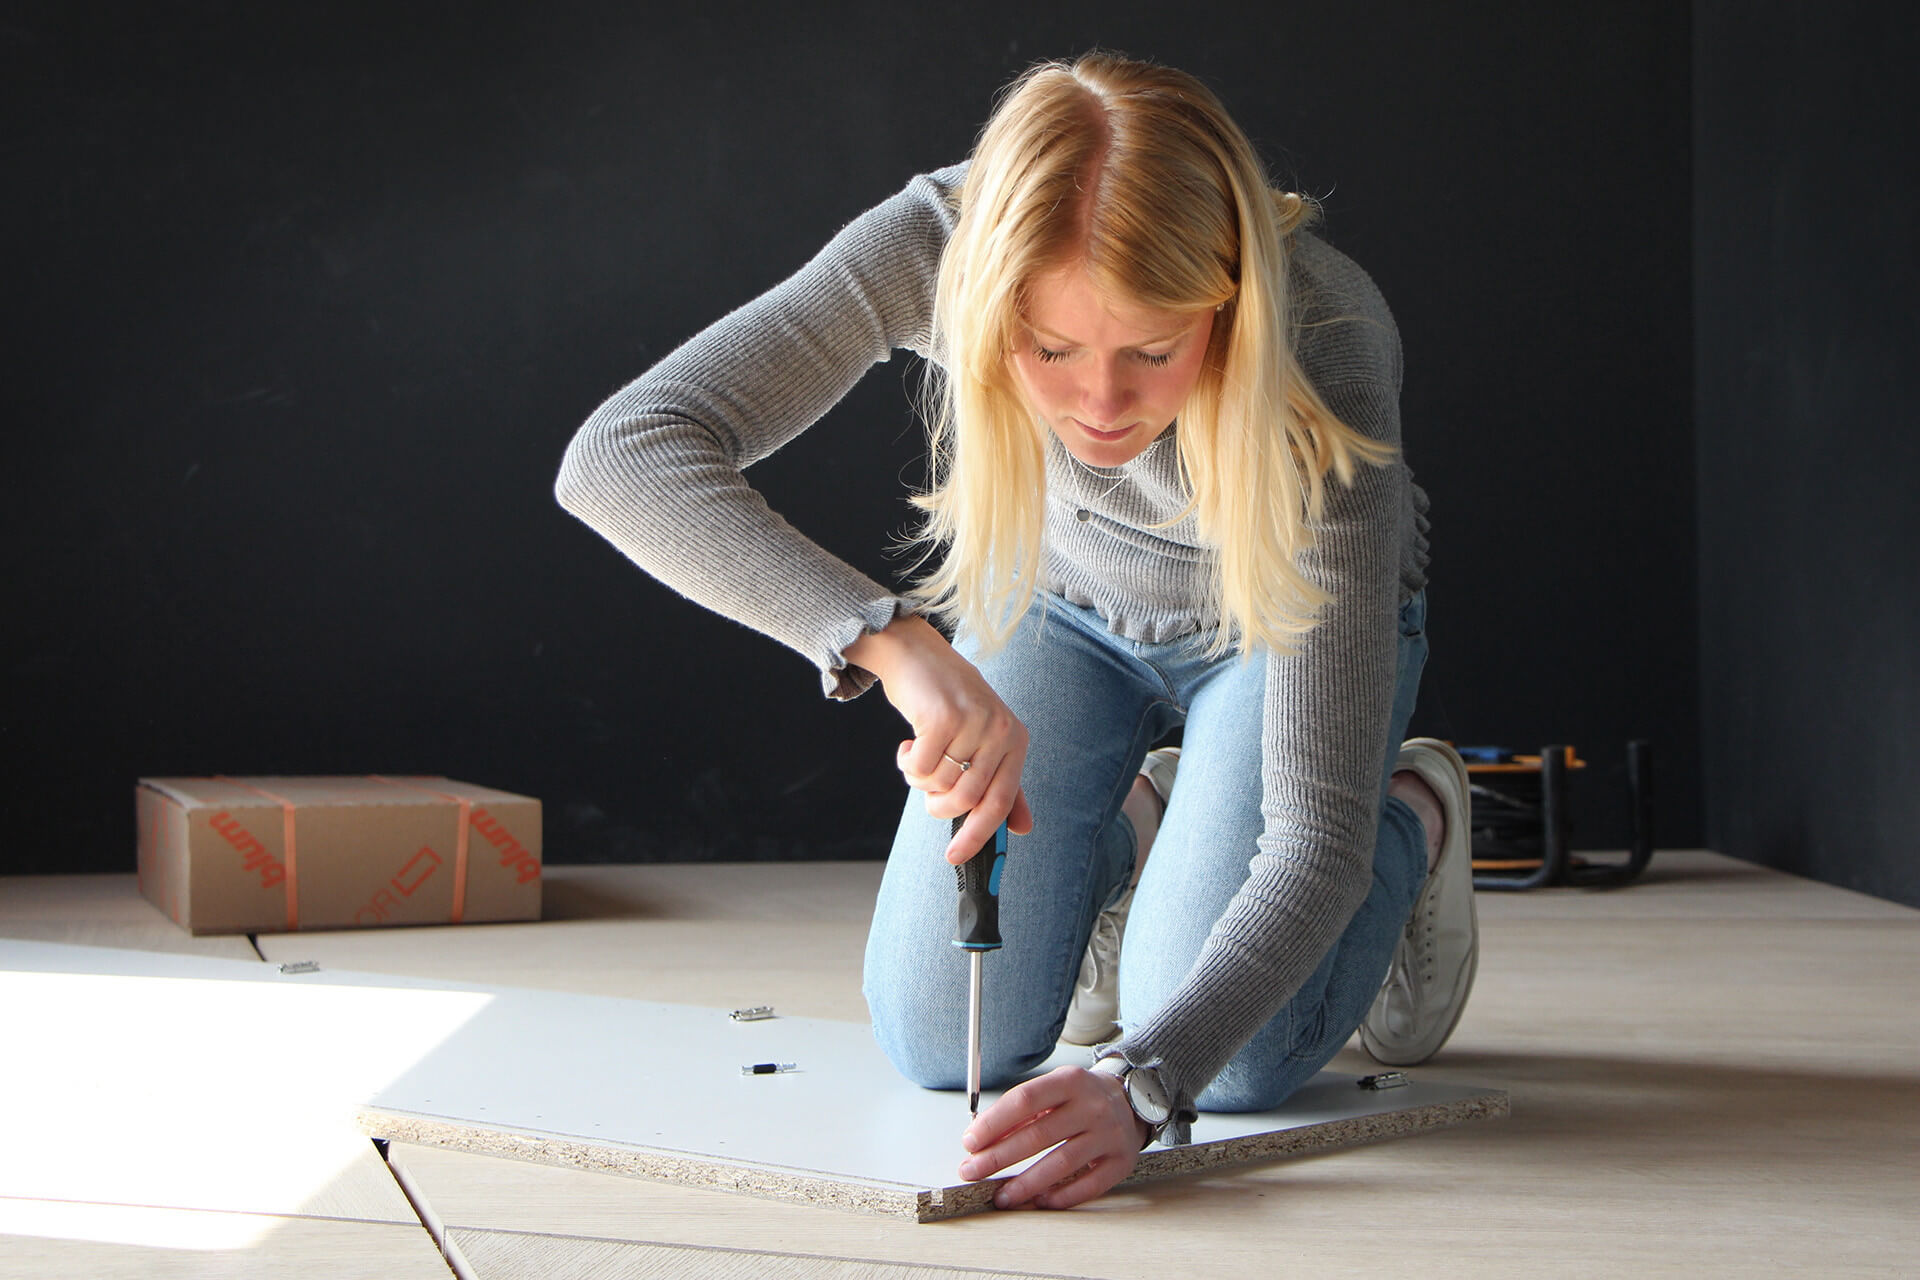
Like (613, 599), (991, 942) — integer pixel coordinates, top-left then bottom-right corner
(1066, 431), (1171, 501)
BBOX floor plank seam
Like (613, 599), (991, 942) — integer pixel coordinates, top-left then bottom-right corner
(440, 1224), (1100, 1279)
(379, 1139), (475, 1280)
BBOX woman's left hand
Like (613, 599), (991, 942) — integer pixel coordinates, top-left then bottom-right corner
(957, 1065), (1150, 1209)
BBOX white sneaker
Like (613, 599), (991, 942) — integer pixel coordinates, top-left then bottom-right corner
(1060, 887), (1128, 1046)
(1060, 748), (1180, 1047)
(1359, 738), (1479, 1067)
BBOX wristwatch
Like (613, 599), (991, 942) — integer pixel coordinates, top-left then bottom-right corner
(1091, 1055), (1172, 1145)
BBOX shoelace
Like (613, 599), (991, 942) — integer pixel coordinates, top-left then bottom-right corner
(1415, 883), (1441, 981)
(1391, 873), (1445, 989)
(1078, 910), (1123, 991)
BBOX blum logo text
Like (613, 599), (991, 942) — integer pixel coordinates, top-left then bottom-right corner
(474, 807), (539, 884)
(209, 811), (286, 889)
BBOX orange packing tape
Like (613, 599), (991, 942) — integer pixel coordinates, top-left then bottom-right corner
(213, 776), (301, 931)
(367, 776), (472, 924)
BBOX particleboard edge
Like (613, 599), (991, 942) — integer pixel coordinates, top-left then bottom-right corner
(362, 1107), (939, 1219)
(1129, 1088), (1510, 1186)
(362, 1086), (1507, 1223)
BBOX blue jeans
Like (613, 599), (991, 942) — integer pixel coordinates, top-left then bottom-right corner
(862, 590), (1429, 1112)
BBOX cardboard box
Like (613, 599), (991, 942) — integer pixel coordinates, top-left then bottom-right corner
(136, 776), (541, 935)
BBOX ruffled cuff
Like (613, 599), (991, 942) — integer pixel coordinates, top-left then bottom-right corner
(818, 595), (919, 701)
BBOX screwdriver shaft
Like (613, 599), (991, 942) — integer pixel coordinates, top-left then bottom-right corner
(967, 952), (983, 1115)
(952, 818), (1007, 1120)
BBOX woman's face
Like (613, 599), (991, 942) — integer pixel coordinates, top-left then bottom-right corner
(1007, 263), (1215, 468)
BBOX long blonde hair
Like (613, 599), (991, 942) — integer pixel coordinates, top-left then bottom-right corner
(914, 52), (1395, 657)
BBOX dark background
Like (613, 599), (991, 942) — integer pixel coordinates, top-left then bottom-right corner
(1693, 3), (1918, 903)
(4, 3), (1911, 906)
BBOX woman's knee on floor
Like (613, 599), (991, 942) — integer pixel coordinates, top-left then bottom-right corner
(864, 990), (1060, 1090)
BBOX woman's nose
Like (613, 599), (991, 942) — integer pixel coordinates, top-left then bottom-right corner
(1081, 362), (1131, 424)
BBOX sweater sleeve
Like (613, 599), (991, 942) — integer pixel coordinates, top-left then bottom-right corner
(554, 168), (962, 699)
(1109, 263), (1412, 1139)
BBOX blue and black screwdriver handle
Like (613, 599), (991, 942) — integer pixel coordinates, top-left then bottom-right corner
(951, 816), (1009, 1116)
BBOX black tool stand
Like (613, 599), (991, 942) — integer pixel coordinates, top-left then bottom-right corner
(1469, 741), (1654, 891)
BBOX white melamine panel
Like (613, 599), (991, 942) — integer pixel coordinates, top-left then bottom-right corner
(0, 939), (474, 1223)
(362, 979), (1499, 1210)
(0, 937), (1502, 1224)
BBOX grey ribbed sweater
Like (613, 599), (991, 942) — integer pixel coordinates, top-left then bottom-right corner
(556, 164), (1430, 1130)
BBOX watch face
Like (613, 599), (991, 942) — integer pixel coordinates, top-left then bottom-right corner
(1126, 1067), (1172, 1125)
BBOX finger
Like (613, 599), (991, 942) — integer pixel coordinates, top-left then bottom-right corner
(943, 742), (1028, 862)
(1008, 788), (1035, 836)
(945, 802), (1009, 863)
(958, 1105), (1072, 1183)
(960, 1073), (1062, 1155)
(1030, 1149), (1135, 1210)
(988, 1067), (1134, 1156)
(991, 1143), (1088, 1209)
(959, 1070), (1090, 1171)
(897, 741), (970, 794)
(995, 1129), (1135, 1210)
(908, 697), (1026, 799)
(896, 741), (930, 790)
(960, 1097), (1067, 1166)
(920, 755), (993, 819)
(900, 714), (975, 783)
(958, 1066), (1141, 1208)
(909, 763), (997, 834)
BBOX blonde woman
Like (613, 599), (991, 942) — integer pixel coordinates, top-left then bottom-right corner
(557, 52), (1478, 1210)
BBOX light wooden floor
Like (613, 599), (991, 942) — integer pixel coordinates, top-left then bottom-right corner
(3, 851), (1916, 1278)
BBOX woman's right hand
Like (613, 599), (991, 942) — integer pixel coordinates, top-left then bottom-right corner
(845, 615), (1034, 862)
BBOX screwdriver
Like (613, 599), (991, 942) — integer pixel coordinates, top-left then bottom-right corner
(951, 816), (1009, 1116)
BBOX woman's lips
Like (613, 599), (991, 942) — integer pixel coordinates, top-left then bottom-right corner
(1072, 418), (1132, 441)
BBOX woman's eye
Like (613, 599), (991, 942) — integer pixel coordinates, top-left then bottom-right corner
(1030, 346), (1171, 366)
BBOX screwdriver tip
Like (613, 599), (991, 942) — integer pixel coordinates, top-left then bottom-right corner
(969, 1091), (979, 1116)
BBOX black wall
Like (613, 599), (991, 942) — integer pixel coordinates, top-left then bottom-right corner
(7, 3), (1697, 875)
(1695, 3), (1919, 906)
